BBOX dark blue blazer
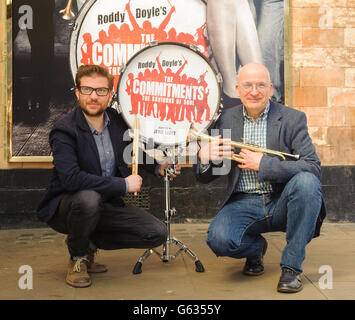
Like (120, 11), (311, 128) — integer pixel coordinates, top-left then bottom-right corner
(37, 106), (156, 222)
(195, 101), (326, 237)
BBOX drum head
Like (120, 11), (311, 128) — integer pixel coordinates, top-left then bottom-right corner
(117, 42), (221, 147)
(69, 0), (210, 89)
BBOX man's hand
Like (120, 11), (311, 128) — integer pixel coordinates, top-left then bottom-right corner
(234, 149), (263, 171)
(198, 136), (234, 165)
(125, 174), (142, 193)
(158, 160), (181, 178)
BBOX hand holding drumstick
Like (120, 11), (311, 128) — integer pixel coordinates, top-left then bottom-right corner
(129, 116), (140, 196)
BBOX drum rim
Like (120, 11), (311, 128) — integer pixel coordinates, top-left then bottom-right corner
(116, 41), (222, 147)
(68, 0), (209, 90)
(69, 0), (97, 85)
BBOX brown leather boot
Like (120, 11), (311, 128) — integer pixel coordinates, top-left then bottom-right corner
(66, 258), (92, 288)
(87, 250), (108, 273)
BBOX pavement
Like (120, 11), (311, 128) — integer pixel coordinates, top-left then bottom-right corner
(0, 222), (355, 302)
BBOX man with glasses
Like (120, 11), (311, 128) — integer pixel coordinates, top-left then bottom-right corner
(37, 65), (178, 288)
(195, 62), (326, 293)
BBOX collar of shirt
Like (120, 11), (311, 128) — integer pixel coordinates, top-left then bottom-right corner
(86, 112), (110, 135)
(242, 101), (270, 122)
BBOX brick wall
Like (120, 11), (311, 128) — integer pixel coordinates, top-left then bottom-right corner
(289, 0), (355, 165)
(0, 0), (354, 168)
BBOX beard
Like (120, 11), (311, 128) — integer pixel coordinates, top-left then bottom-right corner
(79, 97), (107, 117)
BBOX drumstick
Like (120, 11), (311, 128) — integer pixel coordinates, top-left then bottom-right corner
(132, 115), (139, 196)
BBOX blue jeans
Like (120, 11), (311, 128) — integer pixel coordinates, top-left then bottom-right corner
(206, 172), (322, 274)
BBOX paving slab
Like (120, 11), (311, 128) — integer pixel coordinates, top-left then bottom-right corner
(0, 223), (354, 301)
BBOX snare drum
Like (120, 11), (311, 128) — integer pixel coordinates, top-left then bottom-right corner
(69, 0), (210, 88)
(117, 42), (222, 147)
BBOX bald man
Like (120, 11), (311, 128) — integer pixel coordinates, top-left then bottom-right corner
(195, 63), (326, 293)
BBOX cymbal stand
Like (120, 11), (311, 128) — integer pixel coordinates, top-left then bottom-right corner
(132, 152), (205, 274)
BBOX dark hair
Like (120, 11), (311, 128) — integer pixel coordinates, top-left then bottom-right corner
(75, 64), (114, 90)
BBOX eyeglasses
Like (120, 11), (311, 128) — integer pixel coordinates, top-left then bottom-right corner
(241, 82), (269, 92)
(78, 86), (111, 96)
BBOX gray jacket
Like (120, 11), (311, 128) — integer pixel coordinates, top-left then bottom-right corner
(194, 100), (326, 237)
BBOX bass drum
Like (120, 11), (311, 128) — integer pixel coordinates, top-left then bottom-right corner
(117, 42), (222, 147)
(69, 0), (211, 89)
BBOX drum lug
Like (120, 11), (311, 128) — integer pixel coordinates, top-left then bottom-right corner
(213, 105), (223, 122)
(69, 22), (77, 31)
(149, 40), (159, 47)
(119, 64), (127, 74)
(116, 103), (123, 114)
(189, 43), (199, 52)
(111, 101), (120, 113)
(214, 112), (221, 122)
(112, 91), (118, 102)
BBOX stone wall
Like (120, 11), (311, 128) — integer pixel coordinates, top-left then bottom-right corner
(289, 0), (355, 165)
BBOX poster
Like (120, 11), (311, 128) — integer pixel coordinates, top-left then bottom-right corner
(9, 0), (285, 160)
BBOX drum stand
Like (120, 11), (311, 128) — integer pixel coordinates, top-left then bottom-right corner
(132, 164), (205, 274)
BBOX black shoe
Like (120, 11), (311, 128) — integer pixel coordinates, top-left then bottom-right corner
(277, 267), (303, 293)
(242, 238), (268, 276)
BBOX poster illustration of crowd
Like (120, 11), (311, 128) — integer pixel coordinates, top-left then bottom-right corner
(10, 0), (284, 159)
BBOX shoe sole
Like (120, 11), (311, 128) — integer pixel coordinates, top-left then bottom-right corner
(277, 283), (303, 293)
(243, 270), (265, 276)
(87, 268), (108, 273)
(66, 279), (92, 288)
